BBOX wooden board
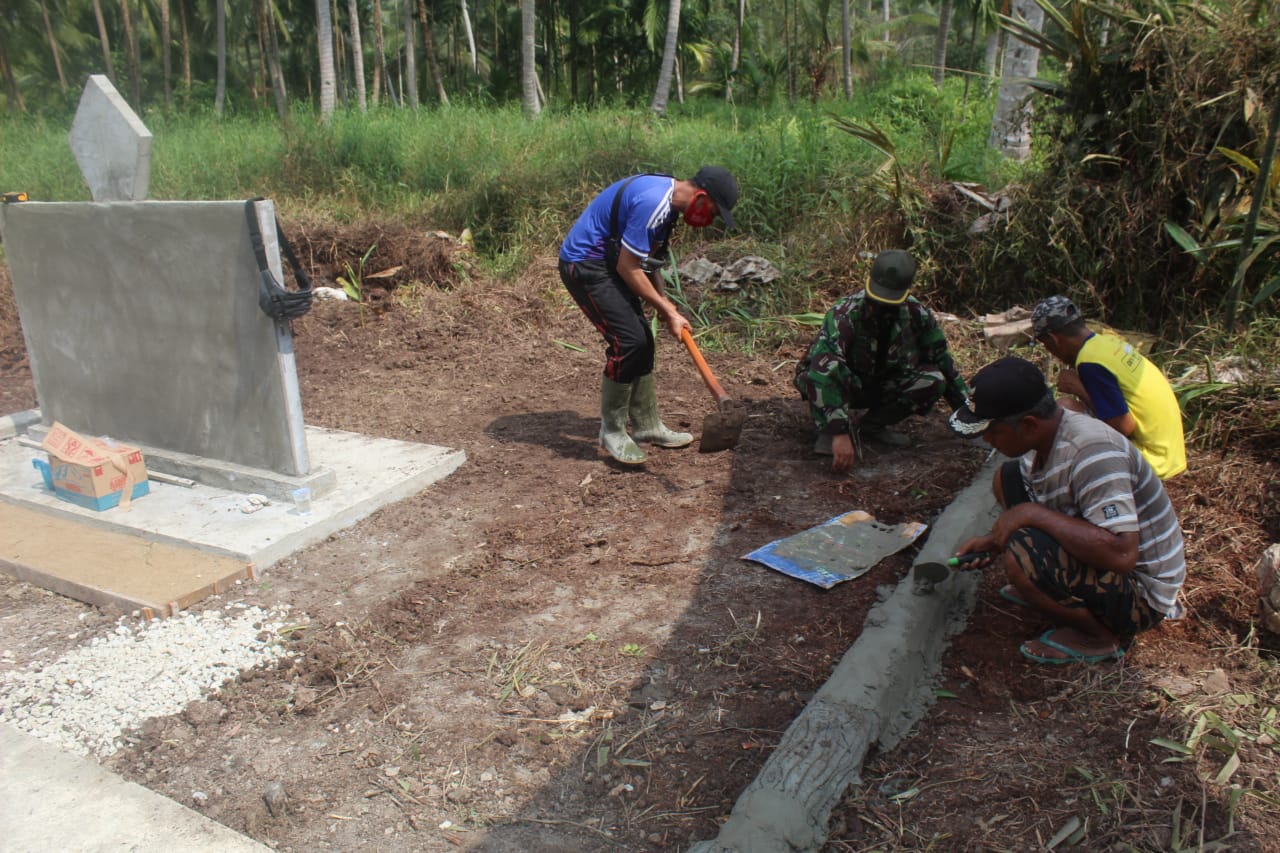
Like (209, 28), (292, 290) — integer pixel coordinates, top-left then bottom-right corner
(0, 503), (254, 618)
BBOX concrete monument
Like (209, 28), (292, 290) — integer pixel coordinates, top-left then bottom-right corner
(67, 75), (153, 202)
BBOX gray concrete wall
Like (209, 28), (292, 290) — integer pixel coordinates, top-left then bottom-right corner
(0, 200), (308, 475)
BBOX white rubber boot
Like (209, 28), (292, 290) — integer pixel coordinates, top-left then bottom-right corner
(600, 377), (646, 464)
(629, 373), (694, 448)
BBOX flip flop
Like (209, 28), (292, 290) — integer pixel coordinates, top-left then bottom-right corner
(999, 584), (1029, 607)
(1019, 629), (1125, 665)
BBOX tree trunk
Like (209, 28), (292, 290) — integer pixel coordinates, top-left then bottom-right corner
(180, 0), (191, 90)
(372, 0), (388, 105)
(39, 0), (68, 92)
(265, 0), (290, 119)
(159, 0), (172, 106)
(569, 9), (579, 102)
(984, 0), (1009, 94)
(988, 0), (1043, 159)
(520, 0), (539, 118)
(403, 0), (418, 108)
(0, 39), (26, 113)
(120, 0), (143, 109)
(983, 29), (1000, 92)
(726, 0), (743, 103)
(91, 0), (117, 81)
(784, 0), (793, 101)
(933, 0), (952, 89)
(347, 0), (367, 110)
(649, 0), (681, 116)
(840, 0), (852, 99)
(215, 0), (227, 114)
(332, 0), (346, 104)
(317, 0), (337, 119)
(460, 0), (477, 72)
(253, 13), (267, 102)
(418, 0), (450, 106)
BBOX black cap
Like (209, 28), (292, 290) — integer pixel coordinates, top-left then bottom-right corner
(867, 250), (916, 304)
(692, 166), (739, 229)
(949, 357), (1051, 435)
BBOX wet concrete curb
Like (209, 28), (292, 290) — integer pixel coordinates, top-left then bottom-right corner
(689, 454), (1003, 853)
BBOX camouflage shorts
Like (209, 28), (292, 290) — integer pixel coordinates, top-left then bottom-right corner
(999, 462), (1163, 640)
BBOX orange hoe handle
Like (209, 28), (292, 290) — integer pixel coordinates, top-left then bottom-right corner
(680, 327), (732, 405)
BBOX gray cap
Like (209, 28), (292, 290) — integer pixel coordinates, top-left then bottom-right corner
(1031, 295), (1082, 337)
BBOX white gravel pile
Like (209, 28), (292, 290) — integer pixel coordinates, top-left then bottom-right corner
(0, 604), (297, 757)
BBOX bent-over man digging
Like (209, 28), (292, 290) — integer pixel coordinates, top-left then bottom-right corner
(949, 357), (1186, 664)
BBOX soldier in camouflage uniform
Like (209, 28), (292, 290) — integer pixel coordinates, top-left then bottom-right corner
(794, 250), (969, 473)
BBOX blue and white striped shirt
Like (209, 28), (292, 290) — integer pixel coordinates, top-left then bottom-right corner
(1017, 410), (1186, 613)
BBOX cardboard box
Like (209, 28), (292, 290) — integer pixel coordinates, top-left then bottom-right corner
(38, 421), (150, 511)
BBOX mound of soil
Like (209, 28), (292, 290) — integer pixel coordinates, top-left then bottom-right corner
(0, 232), (1276, 852)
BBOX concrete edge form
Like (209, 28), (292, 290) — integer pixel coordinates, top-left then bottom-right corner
(0, 409), (39, 441)
(688, 453), (1004, 853)
(24, 422), (337, 502)
(0, 722), (271, 852)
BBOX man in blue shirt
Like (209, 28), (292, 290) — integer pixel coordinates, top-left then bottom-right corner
(559, 167), (739, 464)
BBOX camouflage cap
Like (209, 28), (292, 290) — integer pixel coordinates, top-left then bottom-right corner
(1031, 295), (1082, 337)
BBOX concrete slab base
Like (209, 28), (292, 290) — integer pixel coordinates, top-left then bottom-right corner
(0, 421), (466, 587)
(26, 421), (338, 501)
(1, 722), (270, 852)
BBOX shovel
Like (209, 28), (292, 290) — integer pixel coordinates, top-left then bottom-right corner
(680, 327), (747, 452)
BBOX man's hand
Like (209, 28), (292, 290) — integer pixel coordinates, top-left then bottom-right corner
(663, 306), (691, 340)
(954, 535), (1000, 569)
(618, 251), (687, 339)
(1056, 368), (1087, 401)
(988, 502), (1140, 575)
(831, 433), (856, 473)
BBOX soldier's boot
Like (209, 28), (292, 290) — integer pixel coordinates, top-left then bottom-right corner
(600, 377), (646, 464)
(861, 401), (915, 448)
(629, 374), (693, 448)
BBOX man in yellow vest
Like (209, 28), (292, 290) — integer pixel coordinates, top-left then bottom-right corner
(1031, 296), (1186, 479)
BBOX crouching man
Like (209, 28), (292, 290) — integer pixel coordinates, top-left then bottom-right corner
(950, 357), (1185, 664)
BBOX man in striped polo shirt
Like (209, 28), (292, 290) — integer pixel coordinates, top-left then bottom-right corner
(949, 357), (1185, 664)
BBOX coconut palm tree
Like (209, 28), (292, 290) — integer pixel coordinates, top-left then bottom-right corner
(988, 0), (1042, 159)
(317, 0), (337, 118)
(214, 0), (226, 113)
(347, 0), (367, 110)
(403, 0), (418, 107)
(91, 0), (117, 81)
(934, 0), (954, 89)
(120, 0), (143, 107)
(650, 0), (681, 115)
(520, 0), (538, 118)
(371, 0), (390, 104)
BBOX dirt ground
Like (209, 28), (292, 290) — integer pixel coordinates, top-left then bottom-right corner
(1, 227), (1278, 852)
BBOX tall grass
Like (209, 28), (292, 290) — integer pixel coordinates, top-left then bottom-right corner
(0, 70), (999, 267)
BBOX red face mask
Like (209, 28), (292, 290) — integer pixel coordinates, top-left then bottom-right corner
(683, 190), (716, 228)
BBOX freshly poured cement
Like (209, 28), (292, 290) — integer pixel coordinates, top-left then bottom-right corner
(690, 454), (1003, 853)
(0, 200), (309, 476)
